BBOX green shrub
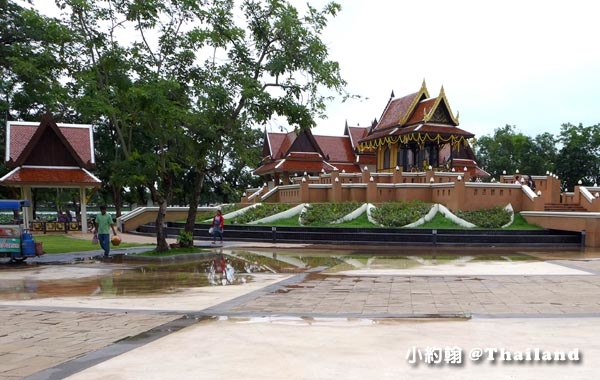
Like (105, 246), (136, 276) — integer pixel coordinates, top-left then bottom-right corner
(177, 230), (194, 247)
(300, 202), (361, 226)
(456, 206), (511, 228)
(231, 204), (293, 224)
(370, 201), (431, 227)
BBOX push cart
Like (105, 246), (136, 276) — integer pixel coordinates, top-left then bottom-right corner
(0, 200), (42, 263)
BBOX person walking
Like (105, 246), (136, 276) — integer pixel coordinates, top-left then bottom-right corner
(94, 205), (117, 257)
(212, 209), (225, 245)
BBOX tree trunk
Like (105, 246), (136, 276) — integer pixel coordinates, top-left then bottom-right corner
(155, 199), (170, 251)
(150, 186), (170, 252)
(112, 185), (123, 218)
(181, 170), (204, 248)
(184, 169), (204, 233)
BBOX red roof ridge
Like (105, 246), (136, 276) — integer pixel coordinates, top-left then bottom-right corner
(6, 113), (94, 169)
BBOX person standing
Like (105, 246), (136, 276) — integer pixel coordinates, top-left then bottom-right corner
(212, 209), (225, 245)
(94, 205), (117, 257)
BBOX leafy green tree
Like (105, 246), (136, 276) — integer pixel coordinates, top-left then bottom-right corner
(0, 0), (73, 120)
(53, 0), (205, 250)
(179, 0), (348, 234)
(555, 123), (600, 190)
(0, 0), (74, 195)
(474, 125), (557, 180)
(7, 0), (348, 251)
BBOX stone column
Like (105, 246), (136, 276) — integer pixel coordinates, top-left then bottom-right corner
(300, 177), (310, 203)
(366, 175), (377, 203)
(330, 170), (341, 202)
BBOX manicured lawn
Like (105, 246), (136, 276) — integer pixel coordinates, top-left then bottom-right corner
(419, 213), (462, 229)
(257, 210), (542, 230)
(34, 235), (148, 254)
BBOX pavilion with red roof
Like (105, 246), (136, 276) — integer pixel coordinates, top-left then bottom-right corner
(254, 81), (487, 187)
(1, 113), (101, 232)
(254, 123), (376, 187)
(357, 80), (488, 178)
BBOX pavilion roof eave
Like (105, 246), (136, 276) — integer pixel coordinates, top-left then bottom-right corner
(357, 124), (475, 150)
(0, 166), (102, 188)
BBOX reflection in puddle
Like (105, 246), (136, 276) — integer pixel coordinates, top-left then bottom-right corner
(0, 254), (275, 300)
(0, 246), (592, 300)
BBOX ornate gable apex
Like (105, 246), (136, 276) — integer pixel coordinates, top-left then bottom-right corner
(398, 79), (431, 126)
(422, 86), (459, 126)
(285, 128), (326, 158)
(12, 113), (88, 169)
(262, 128), (272, 158)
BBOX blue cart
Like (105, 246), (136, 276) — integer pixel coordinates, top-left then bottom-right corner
(0, 200), (41, 263)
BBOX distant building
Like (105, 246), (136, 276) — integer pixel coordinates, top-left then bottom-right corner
(254, 81), (487, 187)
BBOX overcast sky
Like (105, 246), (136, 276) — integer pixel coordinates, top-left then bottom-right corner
(27, 0), (600, 139)
(297, 0), (600, 139)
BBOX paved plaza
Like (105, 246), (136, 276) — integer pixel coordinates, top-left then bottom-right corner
(1, 234), (600, 379)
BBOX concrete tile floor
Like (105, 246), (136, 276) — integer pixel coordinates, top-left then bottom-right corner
(1, 236), (600, 379)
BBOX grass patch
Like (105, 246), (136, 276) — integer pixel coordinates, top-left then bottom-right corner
(34, 235), (147, 254)
(333, 212), (376, 227)
(419, 213), (463, 229)
(505, 213), (544, 230)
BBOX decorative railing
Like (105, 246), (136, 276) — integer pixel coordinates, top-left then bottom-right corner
(30, 221), (81, 233)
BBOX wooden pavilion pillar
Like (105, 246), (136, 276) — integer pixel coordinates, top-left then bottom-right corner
(80, 187), (89, 233)
(21, 185), (33, 223)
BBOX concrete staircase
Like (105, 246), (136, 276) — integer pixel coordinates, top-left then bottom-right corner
(544, 203), (587, 212)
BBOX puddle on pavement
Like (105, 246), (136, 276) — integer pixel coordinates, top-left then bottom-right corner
(0, 246), (594, 300)
(0, 254), (274, 300)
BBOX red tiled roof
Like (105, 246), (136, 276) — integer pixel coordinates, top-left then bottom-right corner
(374, 92), (420, 131)
(59, 126), (93, 164)
(314, 135), (355, 163)
(0, 167), (101, 187)
(347, 126), (369, 149)
(253, 161), (279, 176)
(267, 131), (295, 158)
(331, 163), (361, 173)
(405, 98), (436, 125)
(7, 121), (94, 165)
(7, 124), (36, 162)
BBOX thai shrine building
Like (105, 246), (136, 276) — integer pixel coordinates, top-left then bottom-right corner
(244, 81), (600, 247)
(254, 81), (488, 188)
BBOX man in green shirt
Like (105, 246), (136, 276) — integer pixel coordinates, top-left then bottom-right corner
(94, 205), (117, 257)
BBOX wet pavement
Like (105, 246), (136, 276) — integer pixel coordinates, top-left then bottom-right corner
(1, 233), (600, 379)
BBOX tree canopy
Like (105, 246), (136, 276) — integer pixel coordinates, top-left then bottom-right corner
(474, 123), (599, 190)
(2, 0), (348, 250)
